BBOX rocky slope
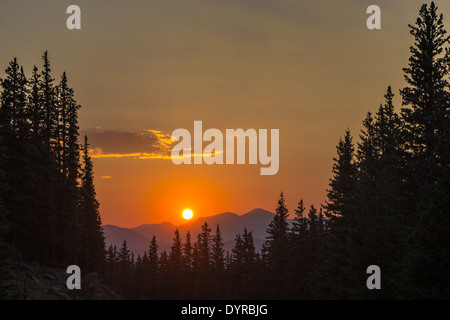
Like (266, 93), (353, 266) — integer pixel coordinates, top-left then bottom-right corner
(5, 259), (120, 300)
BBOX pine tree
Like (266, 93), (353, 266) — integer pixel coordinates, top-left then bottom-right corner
(181, 231), (193, 298)
(241, 228), (260, 298)
(357, 112), (377, 182)
(401, 2), (450, 164)
(28, 66), (43, 137)
(291, 199), (307, 239)
(193, 222), (212, 298)
(143, 236), (159, 299)
(53, 72), (82, 264)
(313, 131), (357, 299)
(229, 233), (245, 298)
(288, 199), (310, 299)
(0, 58), (39, 258)
(242, 229), (256, 268)
(0, 52), (105, 283)
(0, 58), (28, 137)
(132, 254), (144, 299)
(158, 250), (169, 298)
(79, 136), (106, 272)
(105, 244), (118, 284)
(24, 60), (58, 261)
(210, 224), (225, 298)
(182, 231), (193, 272)
(198, 222), (211, 271)
(169, 229), (182, 271)
(228, 229), (258, 298)
(168, 228), (182, 298)
(263, 192), (290, 299)
(210, 224), (225, 274)
(40, 51), (57, 147)
(353, 87), (409, 298)
(116, 240), (132, 297)
(400, 2), (450, 298)
(323, 130), (357, 224)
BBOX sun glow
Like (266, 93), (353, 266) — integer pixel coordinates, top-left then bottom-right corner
(182, 209), (194, 220)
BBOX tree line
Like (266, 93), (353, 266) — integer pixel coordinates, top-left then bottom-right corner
(104, 2), (450, 300)
(1, 2), (449, 299)
(104, 198), (327, 299)
(0, 51), (106, 298)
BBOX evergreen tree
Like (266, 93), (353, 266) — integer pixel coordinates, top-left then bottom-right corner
(228, 229), (258, 298)
(228, 232), (245, 298)
(0, 58), (39, 258)
(323, 130), (357, 224)
(158, 251), (169, 298)
(133, 254), (144, 299)
(40, 51), (57, 147)
(357, 112), (377, 182)
(0, 58), (28, 137)
(242, 229), (257, 269)
(198, 222), (211, 271)
(193, 222), (212, 298)
(210, 224), (225, 298)
(400, 2), (450, 298)
(181, 231), (193, 298)
(288, 199), (310, 299)
(79, 136), (106, 272)
(51, 71), (82, 264)
(353, 87), (409, 298)
(291, 199), (307, 238)
(28, 66), (43, 137)
(0, 52), (106, 294)
(105, 244), (118, 284)
(314, 131), (357, 299)
(142, 236), (159, 299)
(169, 229), (182, 272)
(182, 231), (193, 272)
(210, 224), (225, 274)
(25, 61), (58, 261)
(263, 192), (290, 299)
(116, 240), (133, 297)
(168, 228), (183, 298)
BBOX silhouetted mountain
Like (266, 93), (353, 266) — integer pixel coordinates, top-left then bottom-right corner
(102, 225), (151, 257)
(131, 222), (177, 246)
(102, 208), (290, 257)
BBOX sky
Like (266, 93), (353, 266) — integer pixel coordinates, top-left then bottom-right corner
(1, 0), (449, 227)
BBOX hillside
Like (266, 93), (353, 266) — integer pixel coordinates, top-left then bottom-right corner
(4, 259), (120, 300)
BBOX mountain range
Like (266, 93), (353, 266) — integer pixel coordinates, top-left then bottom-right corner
(102, 208), (293, 257)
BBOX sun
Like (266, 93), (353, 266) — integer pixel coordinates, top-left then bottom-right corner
(182, 209), (193, 220)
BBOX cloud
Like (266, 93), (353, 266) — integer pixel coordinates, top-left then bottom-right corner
(81, 128), (175, 160)
(100, 176), (113, 179)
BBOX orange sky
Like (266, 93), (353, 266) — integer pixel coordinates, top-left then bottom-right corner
(2, 0), (450, 227)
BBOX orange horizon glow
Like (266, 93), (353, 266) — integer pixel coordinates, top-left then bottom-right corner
(4, 1), (445, 229)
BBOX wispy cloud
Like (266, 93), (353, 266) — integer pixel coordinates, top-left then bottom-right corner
(81, 128), (175, 160)
(81, 128), (225, 161)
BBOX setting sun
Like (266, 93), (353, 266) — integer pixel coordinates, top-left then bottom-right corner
(182, 209), (193, 220)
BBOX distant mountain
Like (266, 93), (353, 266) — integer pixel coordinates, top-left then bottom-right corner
(131, 222), (176, 246)
(102, 208), (291, 257)
(102, 225), (152, 257)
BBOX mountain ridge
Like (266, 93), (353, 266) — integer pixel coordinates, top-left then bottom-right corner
(102, 208), (287, 257)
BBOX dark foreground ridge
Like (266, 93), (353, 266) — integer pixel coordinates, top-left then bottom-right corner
(4, 259), (119, 300)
